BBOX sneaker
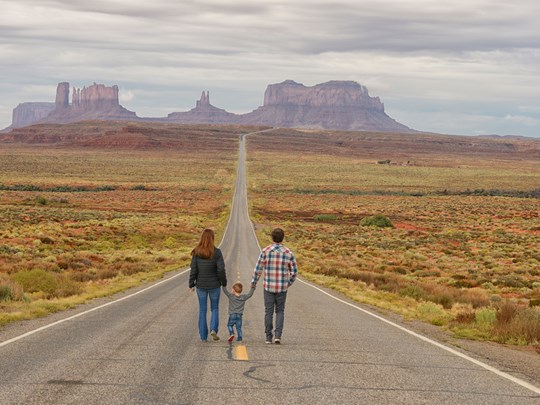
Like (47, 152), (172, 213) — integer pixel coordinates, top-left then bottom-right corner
(265, 340), (272, 344)
(210, 330), (220, 341)
(227, 335), (235, 343)
(274, 338), (281, 344)
(236, 338), (243, 342)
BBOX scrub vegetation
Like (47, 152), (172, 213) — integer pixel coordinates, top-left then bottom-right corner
(0, 123), (248, 325)
(247, 128), (540, 347)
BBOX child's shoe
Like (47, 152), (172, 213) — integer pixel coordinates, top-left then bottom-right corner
(227, 334), (235, 343)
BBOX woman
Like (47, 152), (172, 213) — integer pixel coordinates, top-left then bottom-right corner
(189, 229), (227, 341)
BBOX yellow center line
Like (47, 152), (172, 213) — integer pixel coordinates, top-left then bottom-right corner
(233, 343), (249, 361)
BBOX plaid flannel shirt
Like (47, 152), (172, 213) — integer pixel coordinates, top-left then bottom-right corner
(251, 243), (298, 293)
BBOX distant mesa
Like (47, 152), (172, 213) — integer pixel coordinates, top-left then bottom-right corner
(7, 80), (414, 133)
(239, 80), (412, 132)
(11, 102), (55, 129)
(47, 82), (137, 123)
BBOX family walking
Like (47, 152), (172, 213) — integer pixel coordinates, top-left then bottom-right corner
(189, 228), (298, 344)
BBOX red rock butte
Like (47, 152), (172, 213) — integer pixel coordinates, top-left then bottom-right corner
(8, 80), (414, 133)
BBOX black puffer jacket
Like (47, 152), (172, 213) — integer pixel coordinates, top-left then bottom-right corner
(189, 247), (227, 289)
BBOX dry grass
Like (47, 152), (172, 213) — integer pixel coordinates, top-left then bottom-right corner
(0, 123), (244, 325)
(248, 129), (540, 345)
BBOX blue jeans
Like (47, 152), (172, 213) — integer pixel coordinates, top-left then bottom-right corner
(196, 287), (220, 340)
(264, 290), (288, 341)
(227, 313), (243, 340)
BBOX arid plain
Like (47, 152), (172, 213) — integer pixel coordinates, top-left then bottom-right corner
(1, 122), (539, 351)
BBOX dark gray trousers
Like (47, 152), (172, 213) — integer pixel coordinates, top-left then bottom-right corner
(264, 290), (288, 340)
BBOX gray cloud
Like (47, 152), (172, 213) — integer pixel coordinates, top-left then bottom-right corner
(0, 0), (539, 136)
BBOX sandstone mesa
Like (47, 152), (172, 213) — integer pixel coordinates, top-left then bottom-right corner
(8, 80), (414, 133)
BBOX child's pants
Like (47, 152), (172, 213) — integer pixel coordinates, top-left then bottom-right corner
(227, 313), (243, 340)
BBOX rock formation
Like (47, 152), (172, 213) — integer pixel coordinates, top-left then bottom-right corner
(10, 102), (55, 129)
(240, 80), (412, 132)
(166, 80), (413, 133)
(167, 91), (238, 124)
(40, 82), (137, 124)
(7, 80), (414, 133)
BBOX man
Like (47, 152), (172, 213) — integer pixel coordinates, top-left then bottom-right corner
(251, 228), (298, 344)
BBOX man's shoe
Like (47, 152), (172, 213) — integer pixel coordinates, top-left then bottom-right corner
(274, 338), (281, 344)
(227, 335), (235, 343)
(210, 330), (220, 341)
(265, 340), (272, 344)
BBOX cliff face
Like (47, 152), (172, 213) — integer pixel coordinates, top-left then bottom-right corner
(263, 80), (384, 110)
(241, 80), (412, 132)
(8, 80), (414, 133)
(166, 80), (413, 132)
(11, 102), (55, 129)
(41, 82), (137, 124)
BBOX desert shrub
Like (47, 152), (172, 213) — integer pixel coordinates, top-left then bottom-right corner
(418, 302), (450, 326)
(96, 267), (118, 280)
(399, 284), (426, 300)
(0, 275), (26, 302)
(70, 271), (97, 282)
(39, 236), (55, 244)
(35, 196), (48, 205)
(12, 269), (57, 296)
(415, 270), (441, 278)
(451, 303), (475, 324)
(496, 301), (518, 325)
(360, 214), (393, 228)
(96, 268), (119, 280)
(475, 308), (497, 329)
(423, 284), (458, 309)
(462, 288), (490, 308)
(495, 308), (540, 344)
(313, 214), (339, 222)
(55, 275), (82, 297)
(530, 298), (540, 307)
(114, 262), (147, 276)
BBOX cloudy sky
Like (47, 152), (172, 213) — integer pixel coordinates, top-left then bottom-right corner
(1, 0), (539, 137)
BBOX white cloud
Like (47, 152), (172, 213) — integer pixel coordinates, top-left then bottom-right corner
(118, 89), (135, 103)
(503, 114), (540, 126)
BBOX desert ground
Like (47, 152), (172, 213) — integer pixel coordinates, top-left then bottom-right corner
(1, 122), (539, 349)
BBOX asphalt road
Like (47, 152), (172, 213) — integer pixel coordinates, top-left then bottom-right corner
(0, 131), (539, 404)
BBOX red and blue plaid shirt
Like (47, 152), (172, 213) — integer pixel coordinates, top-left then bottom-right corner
(252, 243), (298, 293)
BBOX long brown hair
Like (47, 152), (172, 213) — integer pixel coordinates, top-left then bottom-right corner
(191, 229), (215, 259)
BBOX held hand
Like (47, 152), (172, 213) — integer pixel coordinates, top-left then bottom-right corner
(189, 287), (195, 292)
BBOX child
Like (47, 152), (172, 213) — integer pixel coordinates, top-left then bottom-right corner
(222, 282), (256, 343)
